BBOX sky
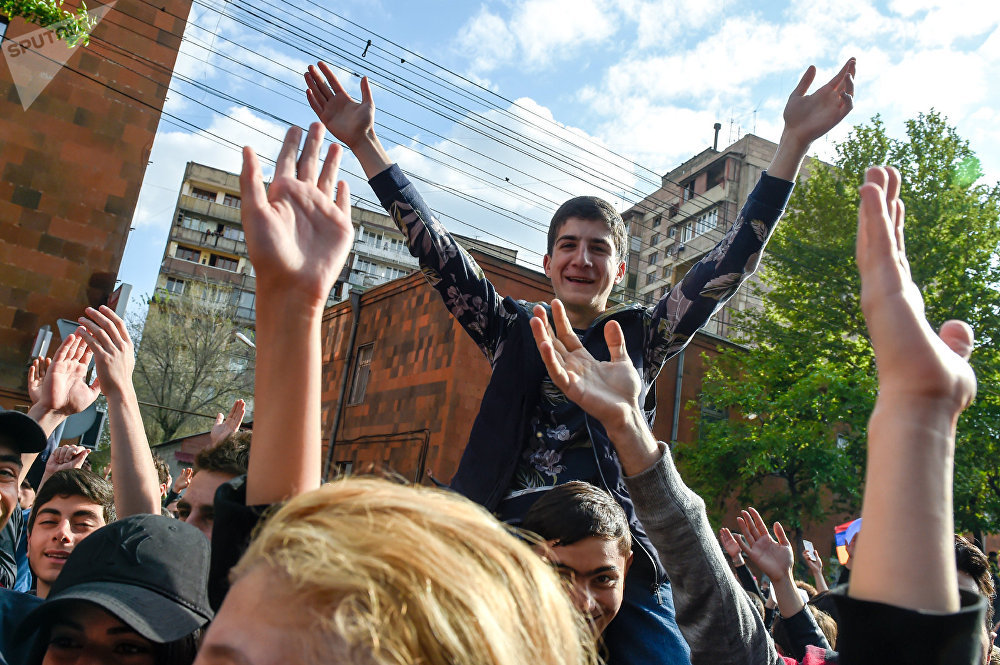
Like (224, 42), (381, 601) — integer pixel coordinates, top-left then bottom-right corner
(117, 0), (1000, 310)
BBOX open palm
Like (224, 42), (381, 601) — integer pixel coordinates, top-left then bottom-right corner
(530, 300), (641, 429)
(305, 63), (375, 150)
(737, 507), (794, 582)
(241, 123), (354, 306)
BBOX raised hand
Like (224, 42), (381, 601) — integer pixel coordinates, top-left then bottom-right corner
(803, 548), (823, 576)
(305, 63), (374, 150)
(782, 58), (855, 148)
(75, 306), (135, 400)
(530, 300), (641, 430)
(31, 333), (99, 417)
(719, 527), (745, 565)
(857, 166), (976, 412)
(172, 467), (193, 493)
(240, 123), (353, 307)
(38, 444), (90, 489)
(210, 399), (246, 446)
(27, 357), (51, 405)
(736, 507), (794, 583)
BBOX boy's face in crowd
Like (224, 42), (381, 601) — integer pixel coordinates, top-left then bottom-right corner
(544, 218), (626, 321)
(42, 601), (155, 665)
(178, 470), (235, 539)
(28, 495), (107, 595)
(540, 535), (631, 636)
(0, 443), (22, 530)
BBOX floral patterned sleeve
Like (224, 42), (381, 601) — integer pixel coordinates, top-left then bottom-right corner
(644, 172), (795, 380)
(369, 165), (513, 365)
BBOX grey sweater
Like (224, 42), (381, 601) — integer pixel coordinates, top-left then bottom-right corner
(623, 443), (785, 665)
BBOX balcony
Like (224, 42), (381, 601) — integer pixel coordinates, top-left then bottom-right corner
(161, 256), (255, 289)
(353, 241), (418, 269)
(171, 225), (247, 256)
(178, 194), (242, 224)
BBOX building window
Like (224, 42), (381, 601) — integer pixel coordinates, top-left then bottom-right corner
(648, 252), (658, 266)
(646, 272), (656, 286)
(332, 461), (354, 477)
(630, 236), (641, 252)
(662, 266), (670, 278)
(348, 343), (374, 405)
(222, 226), (245, 241)
(222, 194), (241, 208)
(694, 208), (718, 237)
(165, 277), (184, 294)
(650, 233), (660, 245)
(668, 227), (676, 239)
(175, 246), (200, 262)
(652, 215), (661, 228)
(681, 223), (693, 242)
(209, 254), (239, 272)
(191, 187), (216, 201)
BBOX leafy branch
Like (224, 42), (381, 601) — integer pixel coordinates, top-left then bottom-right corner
(0, 0), (97, 47)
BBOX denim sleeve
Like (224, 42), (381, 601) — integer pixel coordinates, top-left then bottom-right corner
(644, 172), (794, 380)
(369, 165), (514, 365)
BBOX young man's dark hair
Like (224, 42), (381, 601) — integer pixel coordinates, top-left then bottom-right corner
(152, 453), (171, 488)
(194, 432), (250, 476)
(547, 196), (628, 260)
(27, 470), (115, 532)
(522, 480), (631, 556)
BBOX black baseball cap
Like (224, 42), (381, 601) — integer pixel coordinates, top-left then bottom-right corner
(16, 514), (214, 643)
(0, 409), (48, 454)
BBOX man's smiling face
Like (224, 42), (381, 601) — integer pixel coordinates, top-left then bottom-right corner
(544, 217), (626, 327)
(540, 535), (631, 636)
(28, 494), (107, 598)
(0, 443), (22, 530)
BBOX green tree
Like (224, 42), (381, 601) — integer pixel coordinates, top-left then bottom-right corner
(132, 296), (255, 445)
(676, 111), (1000, 550)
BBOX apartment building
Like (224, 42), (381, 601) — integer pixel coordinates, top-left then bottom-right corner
(621, 133), (810, 340)
(153, 163), (517, 324)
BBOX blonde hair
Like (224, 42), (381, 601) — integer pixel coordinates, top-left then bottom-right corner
(232, 477), (598, 665)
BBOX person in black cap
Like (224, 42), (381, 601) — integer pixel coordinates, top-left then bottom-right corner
(0, 409), (49, 586)
(12, 513), (213, 665)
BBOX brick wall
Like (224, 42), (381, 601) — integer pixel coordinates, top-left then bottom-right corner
(0, 0), (191, 405)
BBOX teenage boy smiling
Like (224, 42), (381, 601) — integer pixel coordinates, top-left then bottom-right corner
(306, 57), (856, 665)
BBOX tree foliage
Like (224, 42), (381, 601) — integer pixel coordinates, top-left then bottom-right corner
(0, 0), (96, 46)
(132, 296), (255, 445)
(676, 111), (1000, 544)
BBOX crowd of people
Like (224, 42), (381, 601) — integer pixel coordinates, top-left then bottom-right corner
(0, 53), (992, 664)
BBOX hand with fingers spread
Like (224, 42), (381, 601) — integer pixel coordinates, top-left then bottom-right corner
(75, 306), (135, 400)
(240, 122), (354, 307)
(737, 507), (804, 618)
(304, 63), (394, 178)
(210, 398), (246, 446)
(719, 527), (746, 567)
(768, 58), (856, 181)
(28, 333), (99, 419)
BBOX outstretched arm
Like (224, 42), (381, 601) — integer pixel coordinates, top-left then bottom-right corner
(76, 305), (160, 517)
(241, 122), (353, 505)
(736, 508), (805, 620)
(848, 166), (976, 613)
(768, 58), (855, 181)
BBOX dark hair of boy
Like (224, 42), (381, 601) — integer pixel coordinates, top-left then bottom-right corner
(194, 431), (250, 477)
(955, 534), (995, 627)
(547, 196), (628, 261)
(152, 453), (171, 487)
(521, 480), (631, 556)
(27, 470), (115, 532)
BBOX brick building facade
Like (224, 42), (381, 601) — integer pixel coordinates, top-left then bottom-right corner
(0, 0), (191, 407)
(319, 249), (735, 485)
